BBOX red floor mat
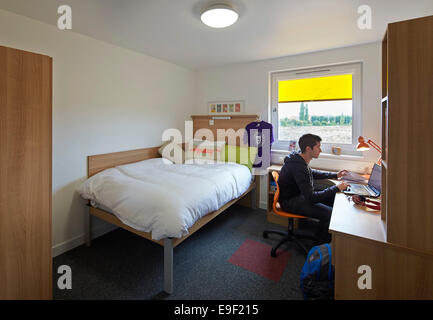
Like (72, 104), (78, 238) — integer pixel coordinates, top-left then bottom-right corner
(228, 239), (291, 282)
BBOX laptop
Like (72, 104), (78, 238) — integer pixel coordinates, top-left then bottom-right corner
(343, 164), (381, 198)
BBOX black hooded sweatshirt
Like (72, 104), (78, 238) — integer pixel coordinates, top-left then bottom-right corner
(278, 152), (339, 204)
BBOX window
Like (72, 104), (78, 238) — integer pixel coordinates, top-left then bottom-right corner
(270, 62), (362, 156)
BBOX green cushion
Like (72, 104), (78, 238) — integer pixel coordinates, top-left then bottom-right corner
(221, 145), (258, 170)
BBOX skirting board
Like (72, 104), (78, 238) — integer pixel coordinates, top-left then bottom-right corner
(52, 223), (117, 258)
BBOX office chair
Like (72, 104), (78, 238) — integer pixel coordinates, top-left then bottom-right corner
(263, 171), (313, 256)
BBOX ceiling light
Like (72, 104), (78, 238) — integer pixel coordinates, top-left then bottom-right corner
(201, 4), (239, 28)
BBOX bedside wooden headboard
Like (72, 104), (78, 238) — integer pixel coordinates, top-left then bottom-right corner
(88, 115), (259, 177)
(191, 114), (259, 146)
(87, 147), (161, 177)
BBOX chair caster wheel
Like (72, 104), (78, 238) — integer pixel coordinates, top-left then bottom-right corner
(271, 249), (277, 257)
(263, 231), (268, 239)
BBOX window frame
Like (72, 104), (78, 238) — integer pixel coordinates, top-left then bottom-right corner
(270, 61), (363, 156)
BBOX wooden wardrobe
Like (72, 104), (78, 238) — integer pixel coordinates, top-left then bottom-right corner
(331, 15), (433, 299)
(0, 46), (52, 299)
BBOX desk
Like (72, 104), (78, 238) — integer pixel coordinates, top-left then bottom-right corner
(330, 193), (385, 243)
(330, 193), (433, 299)
(267, 164), (433, 299)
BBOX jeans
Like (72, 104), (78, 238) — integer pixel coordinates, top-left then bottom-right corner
(280, 193), (336, 245)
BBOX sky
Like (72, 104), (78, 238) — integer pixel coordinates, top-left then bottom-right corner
(278, 100), (352, 119)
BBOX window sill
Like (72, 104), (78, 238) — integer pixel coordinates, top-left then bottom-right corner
(271, 149), (372, 174)
(271, 149), (365, 161)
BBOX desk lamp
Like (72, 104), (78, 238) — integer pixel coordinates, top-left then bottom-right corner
(357, 136), (382, 165)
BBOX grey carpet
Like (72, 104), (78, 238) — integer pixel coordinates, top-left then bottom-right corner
(53, 205), (316, 300)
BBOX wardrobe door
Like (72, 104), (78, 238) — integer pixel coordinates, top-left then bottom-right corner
(0, 46), (52, 299)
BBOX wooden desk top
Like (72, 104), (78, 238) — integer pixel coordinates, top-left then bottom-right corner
(329, 193), (386, 243)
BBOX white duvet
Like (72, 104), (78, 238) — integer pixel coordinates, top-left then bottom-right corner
(77, 158), (252, 240)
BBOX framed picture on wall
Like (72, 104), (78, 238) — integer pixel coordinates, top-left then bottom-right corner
(208, 100), (244, 115)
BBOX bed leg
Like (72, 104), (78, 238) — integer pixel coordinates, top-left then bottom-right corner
(164, 238), (173, 294)
(86, 208), (92, 247)
(251, 185), (258, 209)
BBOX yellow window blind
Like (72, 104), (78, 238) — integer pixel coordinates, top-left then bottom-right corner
(278, 74), (352, 103)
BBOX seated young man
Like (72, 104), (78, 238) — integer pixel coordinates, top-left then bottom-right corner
(278, 134), (349, 245)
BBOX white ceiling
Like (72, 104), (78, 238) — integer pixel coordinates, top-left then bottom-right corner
(1, 0), (433, 69)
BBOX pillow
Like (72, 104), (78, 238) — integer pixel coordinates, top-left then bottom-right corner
(185, 140), (226, 164)
(158, 140), (184, 164)
(221, 145), (258, 170)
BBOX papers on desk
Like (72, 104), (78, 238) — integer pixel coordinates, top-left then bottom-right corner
(341, 171), (368, 184)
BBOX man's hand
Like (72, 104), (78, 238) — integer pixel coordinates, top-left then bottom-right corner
(337, 169), (349, 178)
(337, 181), (350, 191)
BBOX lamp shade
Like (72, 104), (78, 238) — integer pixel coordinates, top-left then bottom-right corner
(356, 136), (370, 151)
(201, 4), (239, 28)
(357, 136), (382, 165)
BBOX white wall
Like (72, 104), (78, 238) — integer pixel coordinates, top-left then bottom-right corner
(0, 10), (196, 256)
(194, 42), (382, 208)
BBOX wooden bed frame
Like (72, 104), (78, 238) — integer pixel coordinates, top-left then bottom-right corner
(86, 144), (259, 294)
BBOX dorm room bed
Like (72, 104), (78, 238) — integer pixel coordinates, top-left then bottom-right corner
(82, 146), (258, 294)
(81, 114), (261, 294)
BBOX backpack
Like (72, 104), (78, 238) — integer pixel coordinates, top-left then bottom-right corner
(300, 243), (334, 300)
